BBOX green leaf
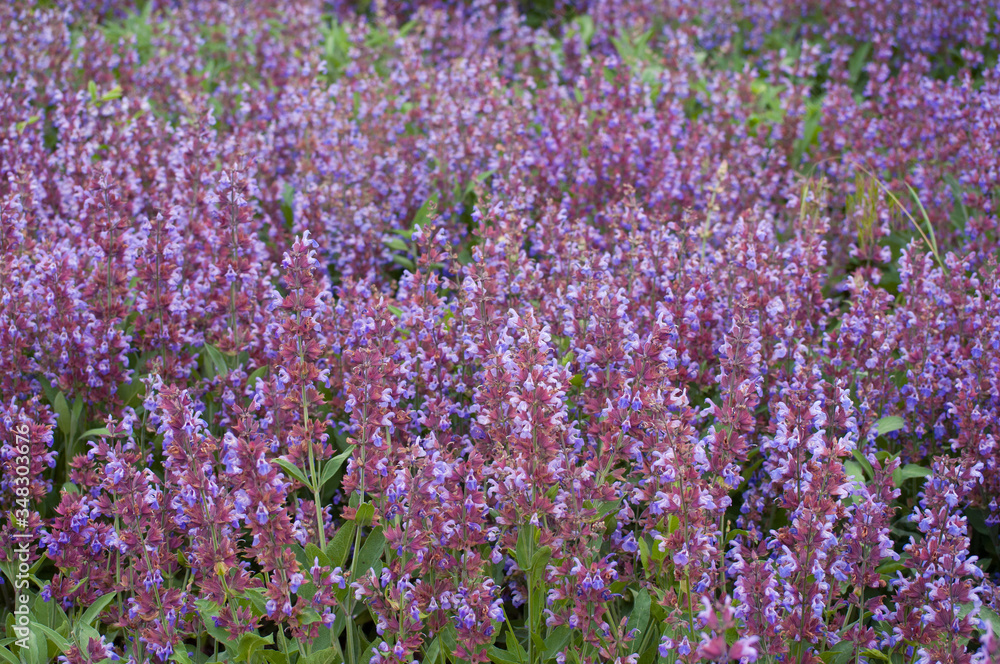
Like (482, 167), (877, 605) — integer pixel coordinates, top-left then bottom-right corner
(627, 589), (651, 644)
(529, 588), (544, 633)
(246, 365), (269, 388)
(572, 14), (595, 47)
(15, 115), (40, 134)
(412, 192), (440, 229)
(31, 623), (69, 654)
(391, 255), (415, 272)
(298, 646), (340, 664)
(596, 500), (620, 519)
(202, 343), (229, 378)
(100, 86), (123, 103)
(893, 463), (931, 486)
(876, 415), (904, 436)
(541, 626), (570, 662)
(845, 460), (868, 484)
(80, 591), (116, 627)
(530, 632), (546, 658)
(325, 521), (356, 569)
(117, 376), (145, 407)
(507, 627), (528, 662)
(66, 397), (83, 444)
(979, 606), (1000, 635)
(492, 645), (526, 664)
(20, 624), (46, 664)
(77, 427), (112, 441)
(851, 450), (874, 481)
(383, 237), (410, 253)
(355, 526), (386, 575)
(636, 626), (660, 664)
(241, 587), (269, 618)
(848, 43), (872, 86)
(320, 447), (353, 488)
(54, 392), (70, 436)
(649, 537), (667, 562)
(725, 528), (749, 544)
(423, 637), (442, 664)
(387, 305), (404, 318)
(88, 80), (98, 102)
(876, 560), (905, 576)
(502, 625), (527, 664)
(234, 632), (273, 662)
(464, 170), (495, 197)
(818, 640), (854, 664)
(305, 542), (331, 569)
(275, 458), (311, 488)
(171, 650), (196, 664)
(262, 652), (290, 664)
(195, 599), (234, 649)
(666, 514), (680, 535)
(0, 647), (18, 664)
(354, 502), (375, 527)
(515, 524), (532, 571)
(33, 594), (68, 630)
(638, 537), (651, 572)
(529, 546), (552, 587)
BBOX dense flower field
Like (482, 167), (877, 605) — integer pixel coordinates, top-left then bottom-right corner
(3, 0), (1000, 663)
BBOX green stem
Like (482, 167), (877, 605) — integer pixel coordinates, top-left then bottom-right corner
(346, 438), (368, 664)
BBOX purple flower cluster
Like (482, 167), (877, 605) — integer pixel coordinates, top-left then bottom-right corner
(2, 1), (1000, 663)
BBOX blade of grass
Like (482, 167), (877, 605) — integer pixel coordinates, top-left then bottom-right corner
(853, 163), (945, 271)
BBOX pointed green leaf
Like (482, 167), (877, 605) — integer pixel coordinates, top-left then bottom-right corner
(628, 589), (651, 642)
(412, 192), (440, 229)
(354, 502), (375, 527)
(195, 599), (233, 649)
(246, 365), (268, 388)
(541, 626), (571, 661)
(320, 447), (353, 488)
(54, 392), (70, 436)
(242, 587), (269, 618)
(876, 416), (904, 436)
(297, 645), (340, 664)
(382, 237), (410, 252)
(31, 623), (69, 654)
(275, 458), (311, 488)
(515, 525), (532, 571)
(979, 606), (1000, 635)
(171, 650), (196, 663)
(355, 526), (386, 574)
(893, 463), (931, 486)
(529, 546), (552, 587)
(638, 537), (651, 572)
(391, 255), (415, 272)
(78, 427), (112, 441)
(325, 520), (356, 569)
(202, 343), (229, 378)
(80, 591), (116, 627)
(424, 637), (441, 664)
(851, 450), (874, 480)
(234, 632), (273, 662)
(305, 542), (331, 569)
